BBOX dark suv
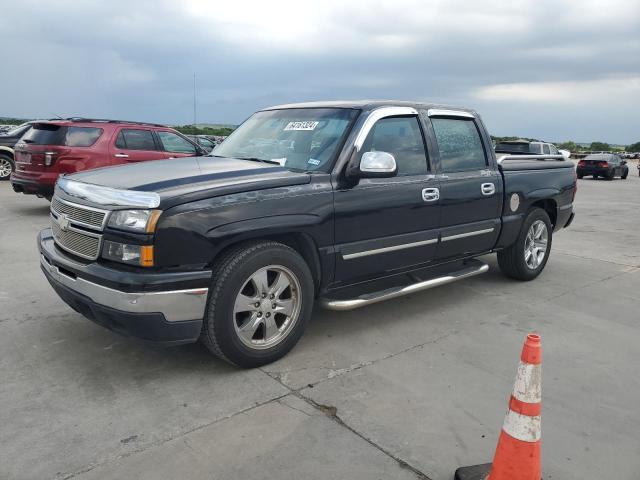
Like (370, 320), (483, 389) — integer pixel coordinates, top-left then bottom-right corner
(577, 153), (629, 180)
(11, 118), (206, 199)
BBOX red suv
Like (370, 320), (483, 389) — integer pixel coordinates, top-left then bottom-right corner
(11, 118), (205, 199)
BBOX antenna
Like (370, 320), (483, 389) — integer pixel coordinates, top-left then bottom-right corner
(193, 73), (197, 127)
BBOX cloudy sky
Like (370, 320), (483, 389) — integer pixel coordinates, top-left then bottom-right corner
(1, 0), (639, 143)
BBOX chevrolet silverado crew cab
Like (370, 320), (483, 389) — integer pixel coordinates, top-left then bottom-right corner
(38, 101), (576, 367)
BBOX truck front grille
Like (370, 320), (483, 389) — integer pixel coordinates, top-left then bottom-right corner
(50, 196), (108, 260)
(51, 218), (101, 260)
(51, 197), (107, 230)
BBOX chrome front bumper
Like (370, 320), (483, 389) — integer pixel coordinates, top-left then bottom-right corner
(40, 254), (209, 322)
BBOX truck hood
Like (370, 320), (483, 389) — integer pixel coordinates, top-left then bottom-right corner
(65, 156), (312, 207)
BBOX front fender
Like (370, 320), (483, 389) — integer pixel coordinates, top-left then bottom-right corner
(207, 214), (322, 240)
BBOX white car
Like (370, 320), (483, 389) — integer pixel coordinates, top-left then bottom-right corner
(559, 149), (571, 159)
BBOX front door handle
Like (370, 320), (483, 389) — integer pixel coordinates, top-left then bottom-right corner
(481, 183), (495, 196)
(422, 187), (440, 202)
(114, 153), (129, 158)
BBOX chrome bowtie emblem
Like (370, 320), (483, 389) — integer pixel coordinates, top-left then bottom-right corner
(58, 213), (71, 232)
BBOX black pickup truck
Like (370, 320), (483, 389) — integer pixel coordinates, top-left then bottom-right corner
(38, 101), (576, 367)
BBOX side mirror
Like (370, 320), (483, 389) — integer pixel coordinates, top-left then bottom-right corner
(359, 151), (397, 178)
(621, 160), (627, 165)
(196, 145), (207, 156)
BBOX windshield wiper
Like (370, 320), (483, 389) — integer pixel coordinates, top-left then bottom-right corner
(236, 157), (283, 166)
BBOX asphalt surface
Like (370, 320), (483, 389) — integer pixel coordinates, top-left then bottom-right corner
(1, 164), (639, 480)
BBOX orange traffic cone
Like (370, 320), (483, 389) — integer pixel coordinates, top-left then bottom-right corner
(454, 333), (542, 480)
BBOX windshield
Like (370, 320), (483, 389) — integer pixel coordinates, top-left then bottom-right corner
(213, 108), (359, 172)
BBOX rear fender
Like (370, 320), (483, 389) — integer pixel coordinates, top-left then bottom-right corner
(496, 188), (560, 249)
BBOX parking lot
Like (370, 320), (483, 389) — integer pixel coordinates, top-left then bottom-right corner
(1, 165), (639, 480)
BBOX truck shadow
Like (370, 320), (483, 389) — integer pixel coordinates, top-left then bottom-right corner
(10, 203), (51, 217)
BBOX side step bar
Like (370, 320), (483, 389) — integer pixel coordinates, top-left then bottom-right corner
(319, 261), (489, 311)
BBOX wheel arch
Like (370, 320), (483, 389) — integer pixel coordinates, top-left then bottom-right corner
(206, 222), (324, 294)
(530, 198), (557, 228)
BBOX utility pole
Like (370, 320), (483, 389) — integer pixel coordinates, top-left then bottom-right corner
(193, 73), (197, 126)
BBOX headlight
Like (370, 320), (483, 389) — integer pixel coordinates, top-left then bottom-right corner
(108, 210), (162, 233)
(103, 240), (154, 267)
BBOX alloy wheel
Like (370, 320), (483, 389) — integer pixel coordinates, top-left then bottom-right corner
(524, 220), (548, 270)
(232, 265), (302, 350)
(0, 157), (12, 178)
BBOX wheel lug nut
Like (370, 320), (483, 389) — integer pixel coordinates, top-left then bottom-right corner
(257, 312), (262, 317)
(262, 293), (267, 298)
(255, 302), (260, 308)
(272, 303), (276, 309)
(270, 294), (275, 299)
(266, 312), (271, 317)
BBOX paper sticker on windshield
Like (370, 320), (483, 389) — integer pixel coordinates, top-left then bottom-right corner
(284, 121), (319, 131)
(308, 158), (321, 166)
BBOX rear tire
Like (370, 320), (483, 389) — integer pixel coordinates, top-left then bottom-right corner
(592, 174), (598, 179)
(621, 171), (628, 179)
(200, 240), (314, 368)
(497, 208), (552, 281)
(606, 170), (614, 180)
(0, 154), (14, 180)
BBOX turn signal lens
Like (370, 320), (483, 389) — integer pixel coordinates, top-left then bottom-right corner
(140, 245), (154, 267)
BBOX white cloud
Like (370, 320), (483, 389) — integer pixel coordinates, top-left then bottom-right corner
(0, 0), (638, 141)
(473, 76), (640, 104)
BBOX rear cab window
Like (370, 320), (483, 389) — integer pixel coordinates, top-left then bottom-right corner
(431, 118), (487, 172)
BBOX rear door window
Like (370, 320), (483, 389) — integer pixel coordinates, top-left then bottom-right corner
(431, 118), (487, 172)
(543, 144), (551, 155)
(157, 131), (197, 154)
(116, 129), (157, 150)
(65, 127), (102, 147)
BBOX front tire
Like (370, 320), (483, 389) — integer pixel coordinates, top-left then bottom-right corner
(200, 240), (314, 368)
(497, 208), (552, 281)
(0, 154), (14, 180)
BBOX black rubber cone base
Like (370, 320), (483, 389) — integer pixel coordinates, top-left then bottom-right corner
(454, 463), (492, 480)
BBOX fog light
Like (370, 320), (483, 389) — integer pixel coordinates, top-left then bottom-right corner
(102, 240), (154, 267)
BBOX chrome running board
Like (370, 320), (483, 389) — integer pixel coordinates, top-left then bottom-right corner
(319, 261), (489, 311)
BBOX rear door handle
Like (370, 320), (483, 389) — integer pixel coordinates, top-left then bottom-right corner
(481, 183), (495, 196)
(114, 153), (129, 158)
(422, 187), (440, 202)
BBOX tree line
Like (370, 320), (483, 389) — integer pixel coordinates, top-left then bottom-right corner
(491, 136), (640, 152)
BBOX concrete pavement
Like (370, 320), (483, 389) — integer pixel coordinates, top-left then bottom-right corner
(0, 167), (638, 479)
